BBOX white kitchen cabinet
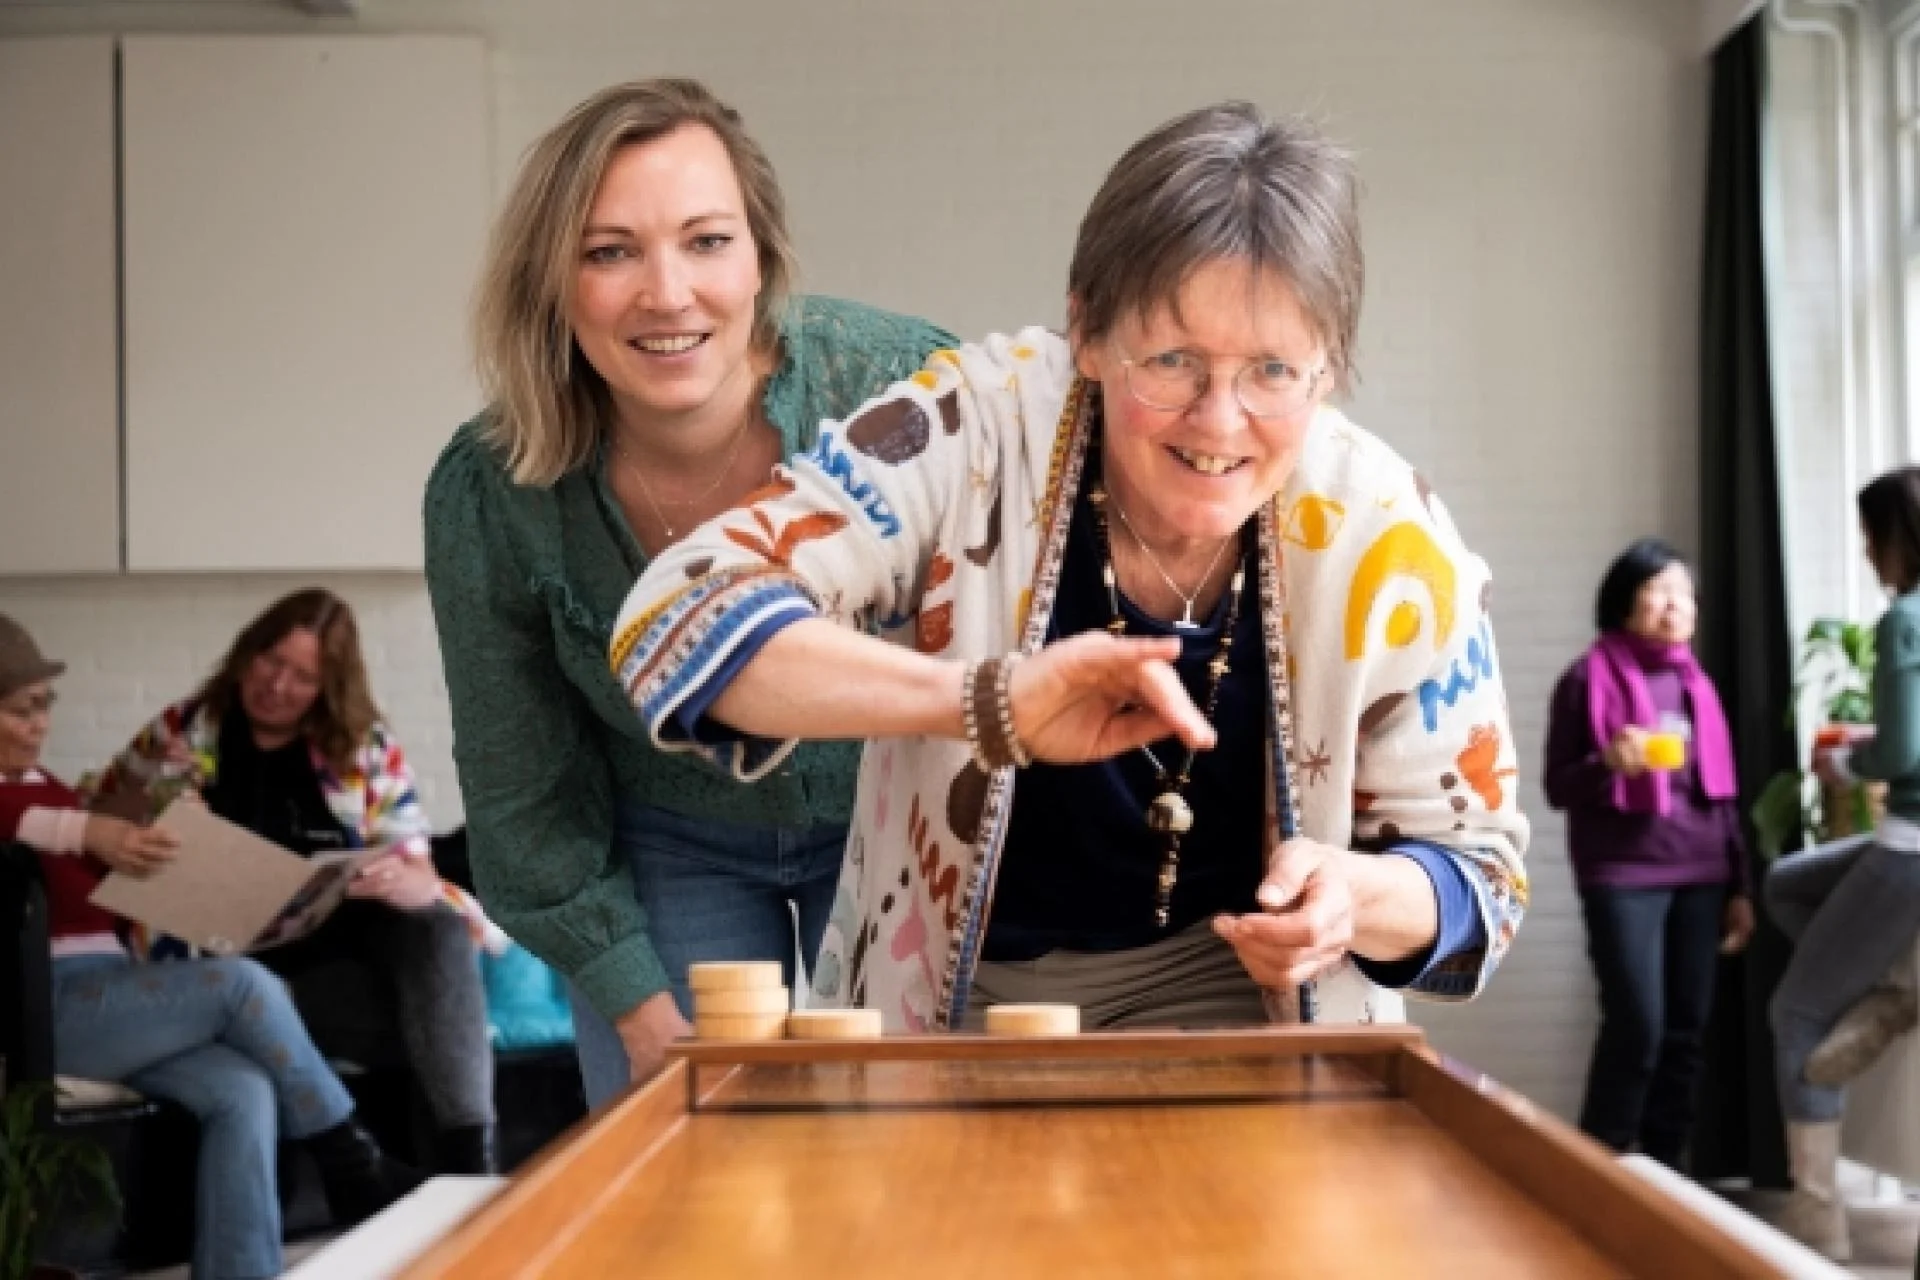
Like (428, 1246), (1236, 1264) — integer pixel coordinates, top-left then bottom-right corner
(120, 34), (489, 571)
(0, 38), (121, 574)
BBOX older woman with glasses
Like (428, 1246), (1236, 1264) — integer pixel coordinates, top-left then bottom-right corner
(608, 102), (1530, 1030)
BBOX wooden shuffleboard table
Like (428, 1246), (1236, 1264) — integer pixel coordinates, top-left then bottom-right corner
(397, 1027), (1784, 1278)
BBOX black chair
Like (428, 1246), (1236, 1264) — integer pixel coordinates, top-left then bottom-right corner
(1, 841), (196, 1272)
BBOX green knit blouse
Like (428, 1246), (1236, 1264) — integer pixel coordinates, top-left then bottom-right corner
(424, 295), (955, 1021)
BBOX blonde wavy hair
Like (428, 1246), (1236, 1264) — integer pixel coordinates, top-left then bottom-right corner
(474, 78), (798, 487)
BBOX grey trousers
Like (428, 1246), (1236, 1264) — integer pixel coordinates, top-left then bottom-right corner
(1766, 836), (1920, 1121)
(259, 899), (496, 1128)
(965, 920), (1268, 1030)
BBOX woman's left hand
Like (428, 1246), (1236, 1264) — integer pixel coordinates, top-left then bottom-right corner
(349, 851), (443, 910)
(1720, 894), (1756, 955)
(1213, 838), (1355, 988)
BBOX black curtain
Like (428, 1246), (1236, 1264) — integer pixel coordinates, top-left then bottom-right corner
(1690, 16), (1799, 1189)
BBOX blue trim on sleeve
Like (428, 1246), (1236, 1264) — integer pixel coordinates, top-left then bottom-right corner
(1351, 841), (1488, 991)
(668, 602), (815, 744)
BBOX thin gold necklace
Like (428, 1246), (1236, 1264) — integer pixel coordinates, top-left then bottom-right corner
(1108, 498), (1235, 630)
(611, 409), (756, 539)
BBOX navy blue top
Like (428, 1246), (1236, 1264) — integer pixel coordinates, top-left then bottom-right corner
(982, 488), (1268, 958)
(981, 486), (1484, 989)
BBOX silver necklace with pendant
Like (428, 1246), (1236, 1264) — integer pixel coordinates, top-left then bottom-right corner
(1108, 498), (1235, 630)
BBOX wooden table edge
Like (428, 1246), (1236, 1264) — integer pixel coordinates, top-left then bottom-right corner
(1389, 1045), (1789, 1279)
(668, 1024), (1425, 1067)
(396, 1059), (694, 1280)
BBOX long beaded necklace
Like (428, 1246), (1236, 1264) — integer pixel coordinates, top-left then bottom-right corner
(1086, 454), (1249, 928)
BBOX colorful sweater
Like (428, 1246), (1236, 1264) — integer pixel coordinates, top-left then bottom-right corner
(424, 295), (956, 1021)
(84, 698), (502, 950)
(611, 330), (1532, 1029)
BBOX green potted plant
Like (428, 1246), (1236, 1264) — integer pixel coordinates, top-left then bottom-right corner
(1752, 618), (1878, 859)
(0, 1082), (121, 1280)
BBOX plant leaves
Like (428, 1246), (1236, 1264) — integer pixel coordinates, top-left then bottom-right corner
(1751, 768), (1812, 860)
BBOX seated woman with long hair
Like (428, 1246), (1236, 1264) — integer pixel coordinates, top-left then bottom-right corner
(89, 588), (503, 1175)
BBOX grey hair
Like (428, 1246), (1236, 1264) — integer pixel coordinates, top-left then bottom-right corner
(1068, 102), (1363, 394)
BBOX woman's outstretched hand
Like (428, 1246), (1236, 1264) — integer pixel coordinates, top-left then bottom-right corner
(1008, 633), (1214, 763)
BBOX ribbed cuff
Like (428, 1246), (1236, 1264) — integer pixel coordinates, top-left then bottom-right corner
(570, 931), (672, 1024)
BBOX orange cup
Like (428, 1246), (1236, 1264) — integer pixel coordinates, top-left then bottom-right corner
(1643, 732), (1685, 772)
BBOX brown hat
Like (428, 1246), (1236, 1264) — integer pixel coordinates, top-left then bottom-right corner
(0, 614), (65, 701)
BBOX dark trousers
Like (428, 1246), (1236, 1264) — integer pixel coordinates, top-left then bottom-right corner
(258, 899), (495, 1129)
(1577, 882), (1727, 1165)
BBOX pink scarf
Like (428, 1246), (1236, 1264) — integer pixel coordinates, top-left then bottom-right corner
(1585, 630), (1738, 815)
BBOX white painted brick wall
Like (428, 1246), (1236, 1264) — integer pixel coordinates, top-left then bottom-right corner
(0, 575), (457, 817)
(0, 0), (1705, 1119)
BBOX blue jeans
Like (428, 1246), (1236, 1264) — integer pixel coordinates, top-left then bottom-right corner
(52, 954), (353, 1280)
(1767, 837), (1920, 1121)
(570, 802), (846, 1108)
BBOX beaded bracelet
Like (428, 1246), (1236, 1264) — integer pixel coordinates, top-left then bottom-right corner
(961, 659), (990, 770)
(992, 654), (1031, 768)
(962, 655), (1031, 770)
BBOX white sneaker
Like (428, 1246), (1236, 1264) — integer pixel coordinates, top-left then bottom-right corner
(1780, 1121), (1853, 1262)
(1775, 1186), (1851, 1261)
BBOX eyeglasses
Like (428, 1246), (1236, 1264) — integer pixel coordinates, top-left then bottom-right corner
(252, 651), (321, 696)
(1115, 346), (1324, 419)
(0, 690), (55, 721)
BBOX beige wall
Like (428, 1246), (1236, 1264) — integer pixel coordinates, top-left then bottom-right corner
(0, 0), (1706, 1118)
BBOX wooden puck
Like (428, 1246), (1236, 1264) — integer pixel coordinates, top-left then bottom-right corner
(693, 986), (791, 1017)
(984, 1003), (1080, 1036)
(687, 961), (783, 992)
(785, 1008), (884, 1040)
(693, 1012), (789, 1041)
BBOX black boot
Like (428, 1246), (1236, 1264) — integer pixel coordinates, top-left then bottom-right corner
(436, 1122), (499, 1175)
(306, 1116), (426, 1226)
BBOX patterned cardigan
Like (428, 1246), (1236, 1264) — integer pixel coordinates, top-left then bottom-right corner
(611, 331), (1530, 1028)
(85, 697), (503, 950)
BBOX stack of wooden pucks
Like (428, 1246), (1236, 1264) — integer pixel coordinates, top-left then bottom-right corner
(688, 961), (884, 1040)
(689, 961), (789, 1040)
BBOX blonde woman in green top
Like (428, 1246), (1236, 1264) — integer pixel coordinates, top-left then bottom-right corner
(424, 79), (953, 1103)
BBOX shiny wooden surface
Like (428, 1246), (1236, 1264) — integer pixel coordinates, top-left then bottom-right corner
(399, 1031), (1785, 1280)
(691, 1053), (1391, 1110)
